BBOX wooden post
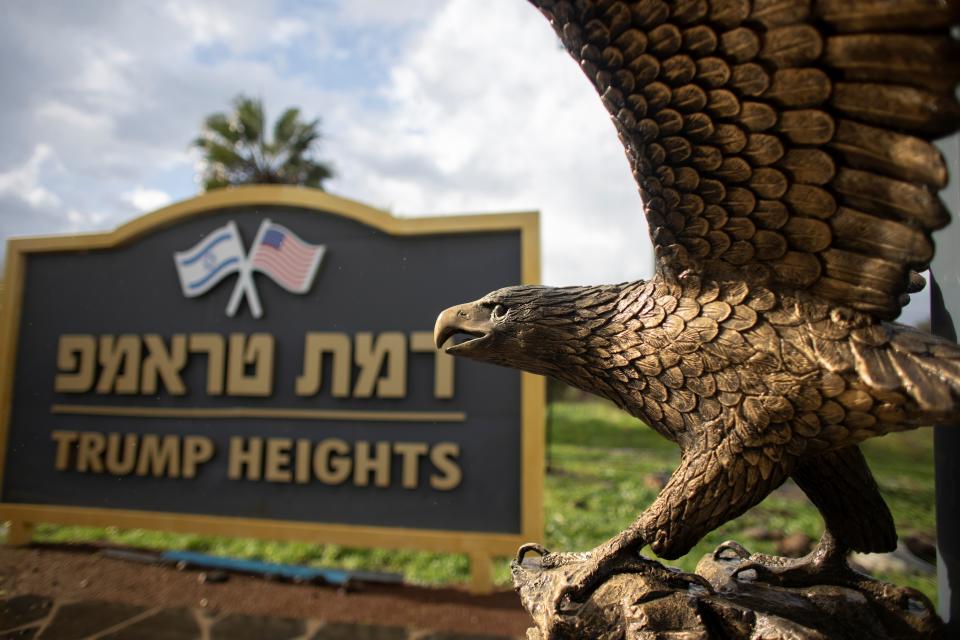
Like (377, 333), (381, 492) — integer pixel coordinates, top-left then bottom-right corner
(932, 134), (960, 633)
(6, 521), (33, 546)
(468, 551), (493, 594)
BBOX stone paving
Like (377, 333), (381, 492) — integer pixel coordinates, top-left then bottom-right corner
(0, 596), (519, 640)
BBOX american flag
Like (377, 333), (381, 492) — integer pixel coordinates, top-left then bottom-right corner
(250, 221), (325, 293)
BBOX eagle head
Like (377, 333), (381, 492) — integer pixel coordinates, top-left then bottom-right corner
(434, 283), (638, 397)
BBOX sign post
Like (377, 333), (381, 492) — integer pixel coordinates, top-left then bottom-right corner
(0, 186), (544, 592)
(933, 134), (960, 631)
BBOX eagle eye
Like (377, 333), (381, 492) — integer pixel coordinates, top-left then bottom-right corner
(491, 304), (508, 320)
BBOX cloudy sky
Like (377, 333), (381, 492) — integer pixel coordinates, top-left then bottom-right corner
(0, 0), (649, 284)
(0, 0), (936, 323)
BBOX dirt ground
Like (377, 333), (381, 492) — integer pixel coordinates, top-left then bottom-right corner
(0, 544), (530, 638)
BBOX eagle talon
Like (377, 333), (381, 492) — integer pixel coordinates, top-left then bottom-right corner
(730, 549), (866, 589)
(732, 560), (780, 584)
(516, 542), (550, 564)
(714, 540), (751, 562)
(547, 541), (647, 614)
(680, 570), (715, 593)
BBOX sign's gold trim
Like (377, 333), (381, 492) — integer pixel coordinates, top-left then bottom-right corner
(51, 404), (467, 423)
(0, 186), (544, 592)
(5, 185), (540, 251)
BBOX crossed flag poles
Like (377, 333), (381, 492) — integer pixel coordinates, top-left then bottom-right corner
(173, 219), (326, 319)
(225, 221), (264, 318)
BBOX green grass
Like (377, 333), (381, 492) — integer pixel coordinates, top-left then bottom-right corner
(23, 401), (938, 601)
(545, 401), (937, 600)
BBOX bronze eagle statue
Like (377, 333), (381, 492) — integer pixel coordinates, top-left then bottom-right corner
(434, 0), (960, 613)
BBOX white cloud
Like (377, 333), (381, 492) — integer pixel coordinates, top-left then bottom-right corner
(0, 144), (62, 210)
(164, 0), (292, 52)
(335, 0), (440, 27)
(35, 101), (113, 138)
(326, 0), (651, 286)
(269, 17), (311, 44)
(122, 186), (172, 212)
(65, 208), (111, 228)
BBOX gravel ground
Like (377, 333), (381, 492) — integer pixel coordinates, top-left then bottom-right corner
(0, 545), (530, 638)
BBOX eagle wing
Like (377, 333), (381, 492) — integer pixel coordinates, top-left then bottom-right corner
(532, 0), (960, 320)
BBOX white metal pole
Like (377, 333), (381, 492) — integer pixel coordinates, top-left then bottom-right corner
(226, 220), (266, 318)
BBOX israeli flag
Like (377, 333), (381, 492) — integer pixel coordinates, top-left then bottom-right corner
(173, 221), (246, 297)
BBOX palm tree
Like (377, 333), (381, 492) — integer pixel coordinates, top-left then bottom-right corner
(193, 95), (334, 191)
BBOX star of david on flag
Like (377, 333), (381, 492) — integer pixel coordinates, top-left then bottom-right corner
(173, 222), (246, 298)
(172, 219), (325, 318)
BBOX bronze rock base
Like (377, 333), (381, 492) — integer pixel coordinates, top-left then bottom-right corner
(511, 542), (943, 639)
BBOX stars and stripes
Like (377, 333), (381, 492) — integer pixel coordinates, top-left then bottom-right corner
(250, 222), (325, 294)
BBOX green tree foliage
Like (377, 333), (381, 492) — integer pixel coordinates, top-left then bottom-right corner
(194, 95), (334, 191)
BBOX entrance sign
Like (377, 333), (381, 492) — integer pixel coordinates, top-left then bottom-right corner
(0, 186), (543, 591)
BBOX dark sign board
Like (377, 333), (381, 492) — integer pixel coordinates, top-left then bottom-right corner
(0, 186), (543, 589)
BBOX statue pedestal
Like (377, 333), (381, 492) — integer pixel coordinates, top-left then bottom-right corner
(512, 542), (944, 639)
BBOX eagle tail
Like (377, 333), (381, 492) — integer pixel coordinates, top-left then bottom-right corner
(864, 323), (960, 421)
(811, 321), (960, 425)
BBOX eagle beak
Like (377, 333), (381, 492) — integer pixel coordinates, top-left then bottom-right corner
(434, 302), (493, 354)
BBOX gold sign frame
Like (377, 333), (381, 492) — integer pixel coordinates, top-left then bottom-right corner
(0, 185), (544, 592)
